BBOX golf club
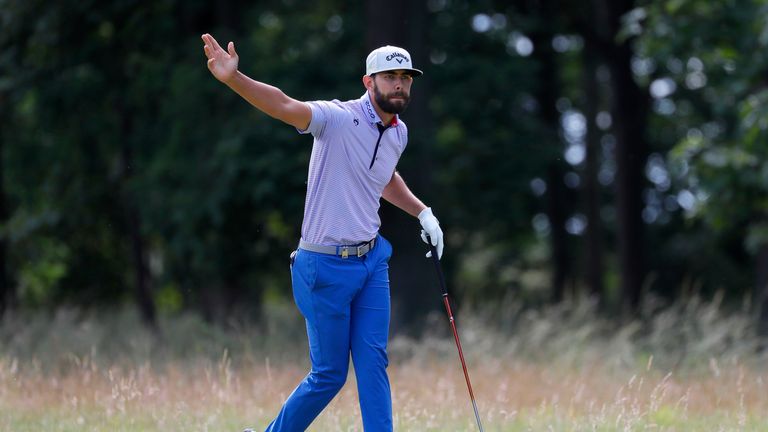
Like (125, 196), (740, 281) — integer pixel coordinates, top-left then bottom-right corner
(426, 235), (485, 432)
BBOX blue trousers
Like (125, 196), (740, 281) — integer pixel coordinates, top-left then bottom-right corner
(265, 235), (393, 432)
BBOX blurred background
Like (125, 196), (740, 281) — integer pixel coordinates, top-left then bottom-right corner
(1, 0), (767, 344)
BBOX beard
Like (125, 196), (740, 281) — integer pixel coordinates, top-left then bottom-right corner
(373, 83), (410, 114)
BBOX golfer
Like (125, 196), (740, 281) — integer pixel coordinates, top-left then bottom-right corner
(202, 34), (444, 431)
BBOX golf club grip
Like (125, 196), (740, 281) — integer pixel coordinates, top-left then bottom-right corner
(425, 235), (448, 296)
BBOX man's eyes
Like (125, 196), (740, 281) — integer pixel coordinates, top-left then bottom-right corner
(383, 74), (412, 81)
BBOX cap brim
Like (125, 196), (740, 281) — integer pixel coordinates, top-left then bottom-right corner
(370, 67), (423, 77)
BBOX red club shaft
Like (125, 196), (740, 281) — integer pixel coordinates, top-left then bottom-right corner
(443, 295), (478, 403)
(428, 239), (484, 431)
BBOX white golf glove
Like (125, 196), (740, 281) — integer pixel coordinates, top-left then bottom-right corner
(418, 207), (443, 259)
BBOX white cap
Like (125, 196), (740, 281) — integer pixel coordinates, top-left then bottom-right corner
(365, 45), (423, 77)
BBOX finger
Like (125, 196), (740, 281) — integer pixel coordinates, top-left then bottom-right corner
(228, 41), (237, 57)
(420, 230), (428, 244)
(207, 58), (215, 70)
(425, 251), (432, 258)
(202, 34), (215, 50)
(437, 239), (444, 260)
(203, 37), (218, 57)
(208, 34), (224, 52)
(430, 233), (437, 246)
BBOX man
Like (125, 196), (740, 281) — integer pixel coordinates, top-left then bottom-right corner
(201, 33), (443, 432)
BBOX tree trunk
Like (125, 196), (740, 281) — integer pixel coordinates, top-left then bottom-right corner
(119, 107), (158, 332)
(126, 195), (158, 330)
(756, 243), (768, 340)
(529, 0), (571, 303)
(582, 39), (604, 303)
(365, 0), (408, 49)
(0, 120), (8, 317)
(599, 0), (648, 316)
(366, 0), (437, 332)
(546, 164), (569, 302)
(610, 43), (647, 316)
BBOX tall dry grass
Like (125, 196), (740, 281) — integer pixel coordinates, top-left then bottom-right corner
(1, 295), (767, 431)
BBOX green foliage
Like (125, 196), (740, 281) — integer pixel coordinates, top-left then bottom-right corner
(3, 0), (768, 317)
(638, 0), (768, 258)
(17, 237), (69, 307)
(1, 0), (367, 312)
(154, 283), (182, 314)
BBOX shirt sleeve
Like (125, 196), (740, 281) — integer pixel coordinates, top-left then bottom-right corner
(296, 100), (346, 138)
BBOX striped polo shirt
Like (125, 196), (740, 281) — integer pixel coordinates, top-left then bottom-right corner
(298, 92), (409, 246)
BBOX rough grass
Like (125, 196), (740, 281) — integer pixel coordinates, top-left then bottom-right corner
(1, 296), (767, 431)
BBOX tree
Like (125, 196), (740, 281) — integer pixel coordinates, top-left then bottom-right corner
(0, 96), (9, 316)
(637, 0), (768, 334)
(2, 0), (168, 323)
(596, 0), (649, 315)
(527, 0), (573, 303)
(166, 1), (370, 323)
(581, 35), (606, 302)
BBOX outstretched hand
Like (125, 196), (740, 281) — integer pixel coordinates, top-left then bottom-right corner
(201, 33), (239, 83)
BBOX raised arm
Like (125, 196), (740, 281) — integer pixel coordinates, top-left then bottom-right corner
(202, 33), (311, 130)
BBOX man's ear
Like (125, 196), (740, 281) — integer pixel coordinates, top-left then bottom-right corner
(362, 75), (374, 91)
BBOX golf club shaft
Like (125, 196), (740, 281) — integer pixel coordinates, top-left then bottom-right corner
(428, 243), (485, 432)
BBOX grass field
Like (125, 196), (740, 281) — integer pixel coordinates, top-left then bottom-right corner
(1, 297), (767, 431)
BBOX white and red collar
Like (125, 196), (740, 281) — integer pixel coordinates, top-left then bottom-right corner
(360, 92), (399, 127)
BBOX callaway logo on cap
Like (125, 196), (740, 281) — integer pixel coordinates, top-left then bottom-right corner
(365, 45), (423, 77)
